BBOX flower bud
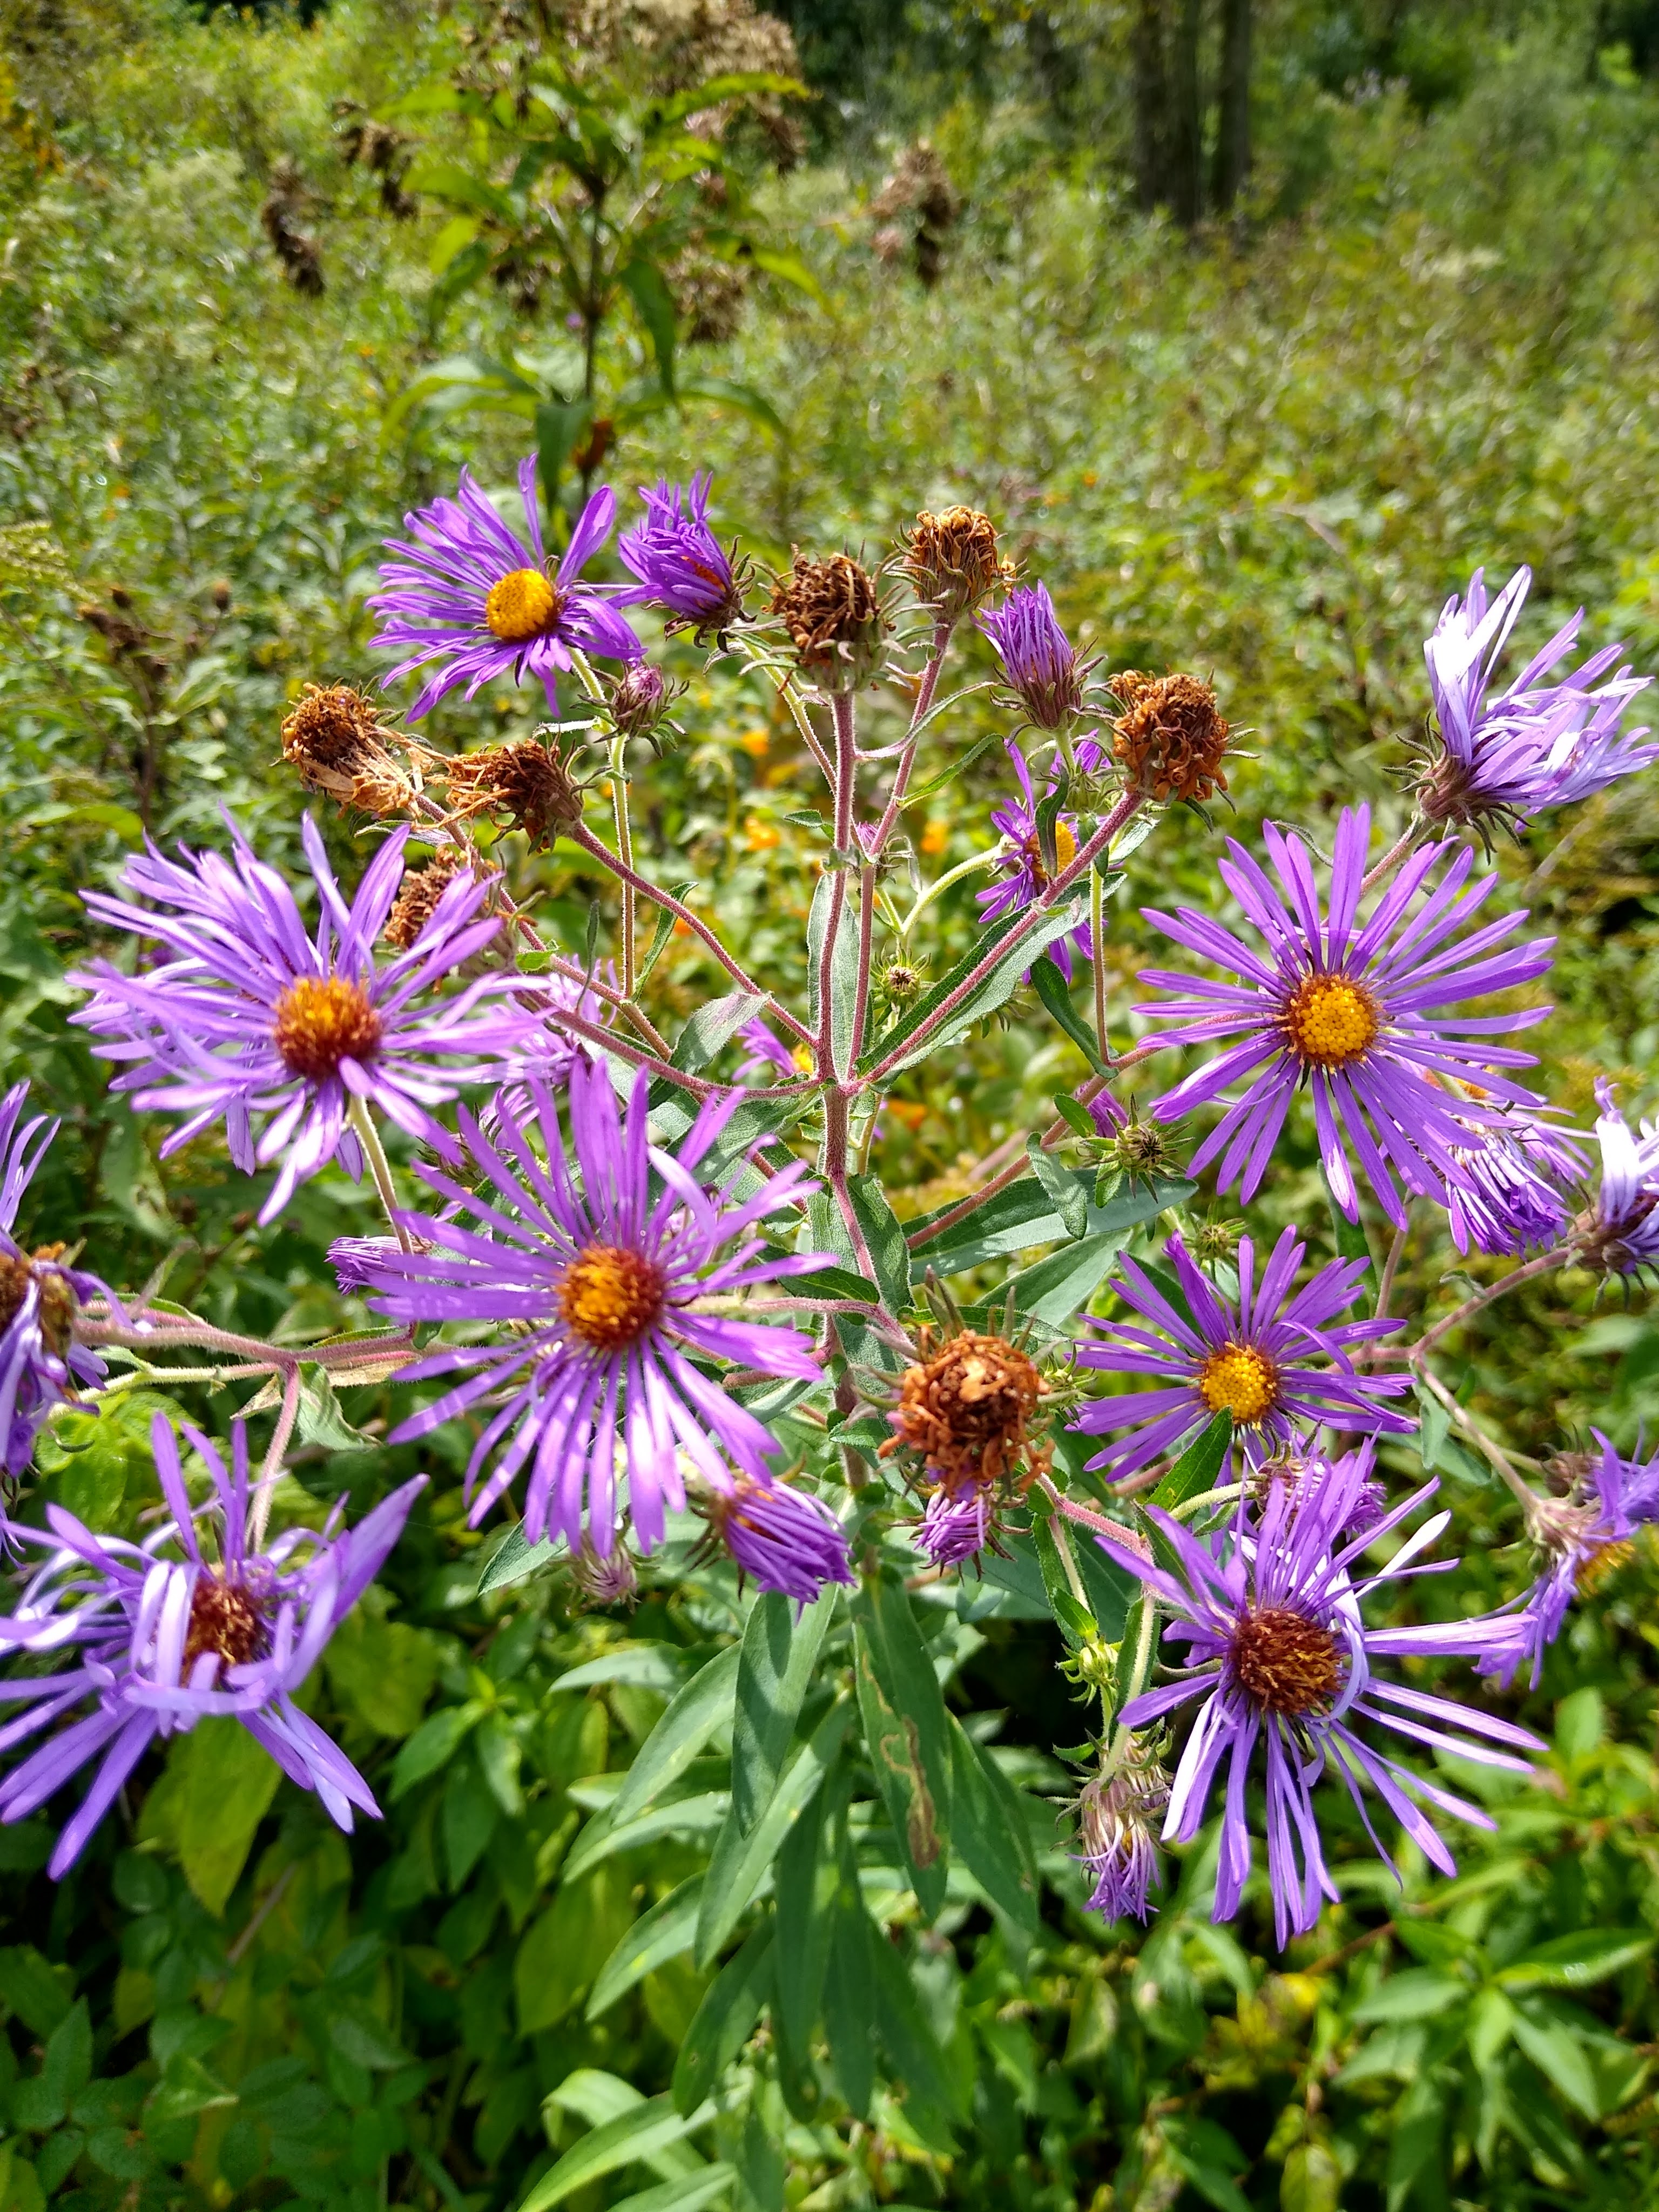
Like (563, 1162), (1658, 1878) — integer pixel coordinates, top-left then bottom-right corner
(769, 552), (886, 694)
(606, 661), (678, 742)
(978, 584), (1088, 730)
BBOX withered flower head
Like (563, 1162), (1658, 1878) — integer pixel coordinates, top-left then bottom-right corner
(903, 507), (1010, 626)
(884, 1327), (1047, 1493)
(768, 552), (886, 694)
(1076, 1738), (1170, 1923)
(280, 683), (413, 818)
(383, 846), (466, 954)
(442, 738), (583, 847)
(1111, 671), (1231, 805)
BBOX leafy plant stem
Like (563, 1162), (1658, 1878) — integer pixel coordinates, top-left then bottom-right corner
(1091, 860), (1108, 1060)
(249, 1360), (303, 1552)
(609, 733), (636, 996)
(349, 1096), (415, 1255)
(869, 622), (950, 854)
(1400, 1245), (1572, 1363)
(1415, 1362), (1540, 1512)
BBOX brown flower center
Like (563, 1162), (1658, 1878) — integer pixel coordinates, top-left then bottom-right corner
(0, 1247), (78, 1357)
(182, 1574), (267, 1672)
(1196, 1342), (1278, 1426)
(558, 1244), (667, 1352)
(1230, 1605), (1343, 1716)
(768, 552), (884, 691)
(885, 1329), (1046, 1492)
(1284, 974), (1380, 1069)
(272, 976), (383, 1081)
(484, 567), (562, 643)
(1110, 670), (1231, 804)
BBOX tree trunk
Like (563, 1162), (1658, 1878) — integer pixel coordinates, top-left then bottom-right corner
(1168, 0), (1204, 227)
(1131, 0), (1172, 214)
(1212, 0), (1252, 212)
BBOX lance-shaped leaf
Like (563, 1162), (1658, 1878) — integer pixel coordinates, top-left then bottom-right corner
(1150, 1410), (1233, 1510)
(871, 1930), (966, 2130)
(851, 1572), (953, 1920)
(821, 1820), (875, 2117)
(771, 1761), (846, 2095)
(619, 257), (677, 396)
(586, 1876), (705, 2020)
(672, 990), (767, 1074)
(864, 898), (1089, 1079)
(806, 871), (859, 1082)
(948, 1717), (1040, 1934)
(1026, 1132), (1089, 1240)
(517, 2089), (714, 2212)
(733, 1588), (837, 1833)
(1029, 954), (1109, 1076)
(694, 1698), (853, 1966)
(671, 1925), (774, 2116)
(610, 1646), (740, 1829)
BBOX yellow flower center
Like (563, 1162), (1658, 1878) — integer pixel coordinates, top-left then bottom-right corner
(791, 1042), (815, 1075)
(1284, 974), (1380, 1069)
(1197, 1343), (1278, 1426)
(272, 976), (383, 1081)
(558, 1243), (667, 1353)
(1020, 819), (1077, 886)
(484, 567), (561, 643)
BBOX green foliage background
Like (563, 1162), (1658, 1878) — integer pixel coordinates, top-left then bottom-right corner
(2, 3), (1659, 2208)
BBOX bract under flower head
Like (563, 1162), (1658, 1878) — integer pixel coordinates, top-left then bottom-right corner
(369, 460), (642, 721)
(1096, 1458), (1544, 1945)
(1138, 804), (1555, 1228)
(706, 1475), (854, 1607)
(355, 1061), (829, 1555)
(0, 1414), (424, 1877)
(1579, 1078), (1659, 1276)
(0, 1087), (112, 1481)
(70, 818), (539, 1223)
(978, 583), (1087, 729)
(617, 474), (746, 638)
(1073, 1229), (1411, 1482)
(1420, 564), (1655, 832)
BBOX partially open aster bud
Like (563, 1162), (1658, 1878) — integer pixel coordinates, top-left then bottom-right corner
(1076, 1741), (1170, 1924)
(769, 552), (886, 693)
(978, 584), (1089, 730)
(1110, 671), (1230, 804)
(383, 846), (465, 953)
(884, 1328), (1047, 1492)
(441, 738), (583, 847)
(705, 1475), (855, 1607)
(902, 507), (1010, 627)
(280, 682), (413, 816)
(572, 1539), (640, 1610)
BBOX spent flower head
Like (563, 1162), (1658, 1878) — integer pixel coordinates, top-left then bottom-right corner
(769, 551), (886, 693)
(1110, 670), (1231, 805)
(902, 506), (1010, 627)
(0, 1087), (112, 1483)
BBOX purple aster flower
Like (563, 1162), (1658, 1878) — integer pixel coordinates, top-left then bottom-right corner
(0, 1087), (112, 1483)
(977, 584), (1089, 729)
(915, 1483), (995, 1569)
(617, 474), (746, 637)
(1420, 564), (1655, 832)
(1076, 1743), (1169, 1924)
(1579, 1078), (1659, 1276)
(1088, 1089), (1129, 1136)
(1446, 1105), (1583, 1258)
(0, 1414), (423, 1877)
(370, 460), (643, 721)
(705, 1475), (854, 1606)
(1073, 1229), (1411, 1483)
(355, 1060), (828, 1554)
(1480, 1429), (1659, 1691)
(977, 739), (1094, 981)
(1138, 803), (1555, 1228)
(1257, 1441), (1388, 1545)
(70, 818), (538, 1224)
(733, 1016), (801, 1083)
(1096, 1458), (1545, 1945)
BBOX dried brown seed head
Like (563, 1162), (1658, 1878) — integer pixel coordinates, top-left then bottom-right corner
(884, 1327), (1046, 1492)
(903, 507), (1011, 625)
(1111, 670), (1230, 805)
(384, 847), (466, 953)
(768, 552), (885, 693)
(281, 683), (413, 817)
(442, 738), (583, 847)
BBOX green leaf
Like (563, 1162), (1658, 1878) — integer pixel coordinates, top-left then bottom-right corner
(645, 70), (806, 127)
(739, 244), (825, 301)
(328, 2005), (410, 2071)
(619, 257), (677, 397)
(1026, 1134), (1089, 1239)
(137, 1718), (282, 1917)
(1510, 2006), (1600, 2119)
(808, 1175), (911, 1321)
(390, 1702), (483, 1798)
(948, 1717), (1040, 1933)
(670, 1926), (773, 2115)
(733, 1587), (836, 1832)
(144, 2054), (237, 2126)
(42, 2001), (92, 2123)
(610, 1645), (740, 1827)
(694, 1699), (853, 1966)
(865, 899), (1089, 1077)
(608, 2173), (734, 2212)
(772, 1765), (841, 2067)
(806, 869), (859, 1081)
(1413, 1381), (1451, 1475)
(561, 1791), (727, 1886)
(478, 1523), (561, 1594)
(586, 1876), (704, 2020)
(1280, 2142), (1341, 2212)
(675, 373), (785, 435)
(1351, 1968), (1468, 2023)
(1496, 1930), (1653, 1990)
(548, 1645), (691, 1695)
(1002, 1228), (1134, 1327)
(672, 990), (767, 1074)
(1029, 955), (1109, 1075)
(294, 1368), (374, 1453)
(821, 1822), (875, 2117)
(900, 727), (1006, 811)
(402, 159), (517, 219)
(515, 1866), (635, 2035)
(1320, 1164), (1374, 1293)
(0, 1946), (73, 2039)
(515, 2092), (713, 2212)
(915, 1168), (1191, 1280)
(324, 1611), (439, 1737)
(870, 1933), (963, 2129)
(1030, 1508), (1096, 1649)
(535, 400), (591, 504)
(798, 1264), (883, 1303)
(1150, 1410), (1233, 1510)
(851, 1572), (953, 1920)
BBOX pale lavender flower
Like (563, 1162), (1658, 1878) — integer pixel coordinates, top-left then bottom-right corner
(1421, 564), (1654, 831)
(706, 1476), (854, 1606)
(1096, 1458), (1544, 1946)
(1139, 804), (1554, 1228)
(1076, 1744), (1169, 1924)
(355, 1060), (828, 1554)
(0, 1088), (111, 1482)
(977, 738), (1094, 981)
(70, 819), (538, 1224)
(734, 1017), (799, 1083)
(915, 1484), (994, 1569)
(370, 461), (642, 721)
(0, 1415), (423, 1877)
(978, 584), (1086, 729)
(1580, 1078), (1659, 1276)
(1259, 1441), (1387, 1545)
(1073, 1229), (1411, 1482)
(617, 474), (746, 637)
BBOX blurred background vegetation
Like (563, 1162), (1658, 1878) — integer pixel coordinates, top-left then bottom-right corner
(3, 1), (1659, 2207)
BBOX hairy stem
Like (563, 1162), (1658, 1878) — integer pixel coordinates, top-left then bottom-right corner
(1359, 822), (1426, 897)
(608, 736), (637, 997)
(1397, 1245), (1571, 1363)
(249, 1363), (304, 1552)
(869, 622), (951, 858)
(349, 1097), (415, 1254)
